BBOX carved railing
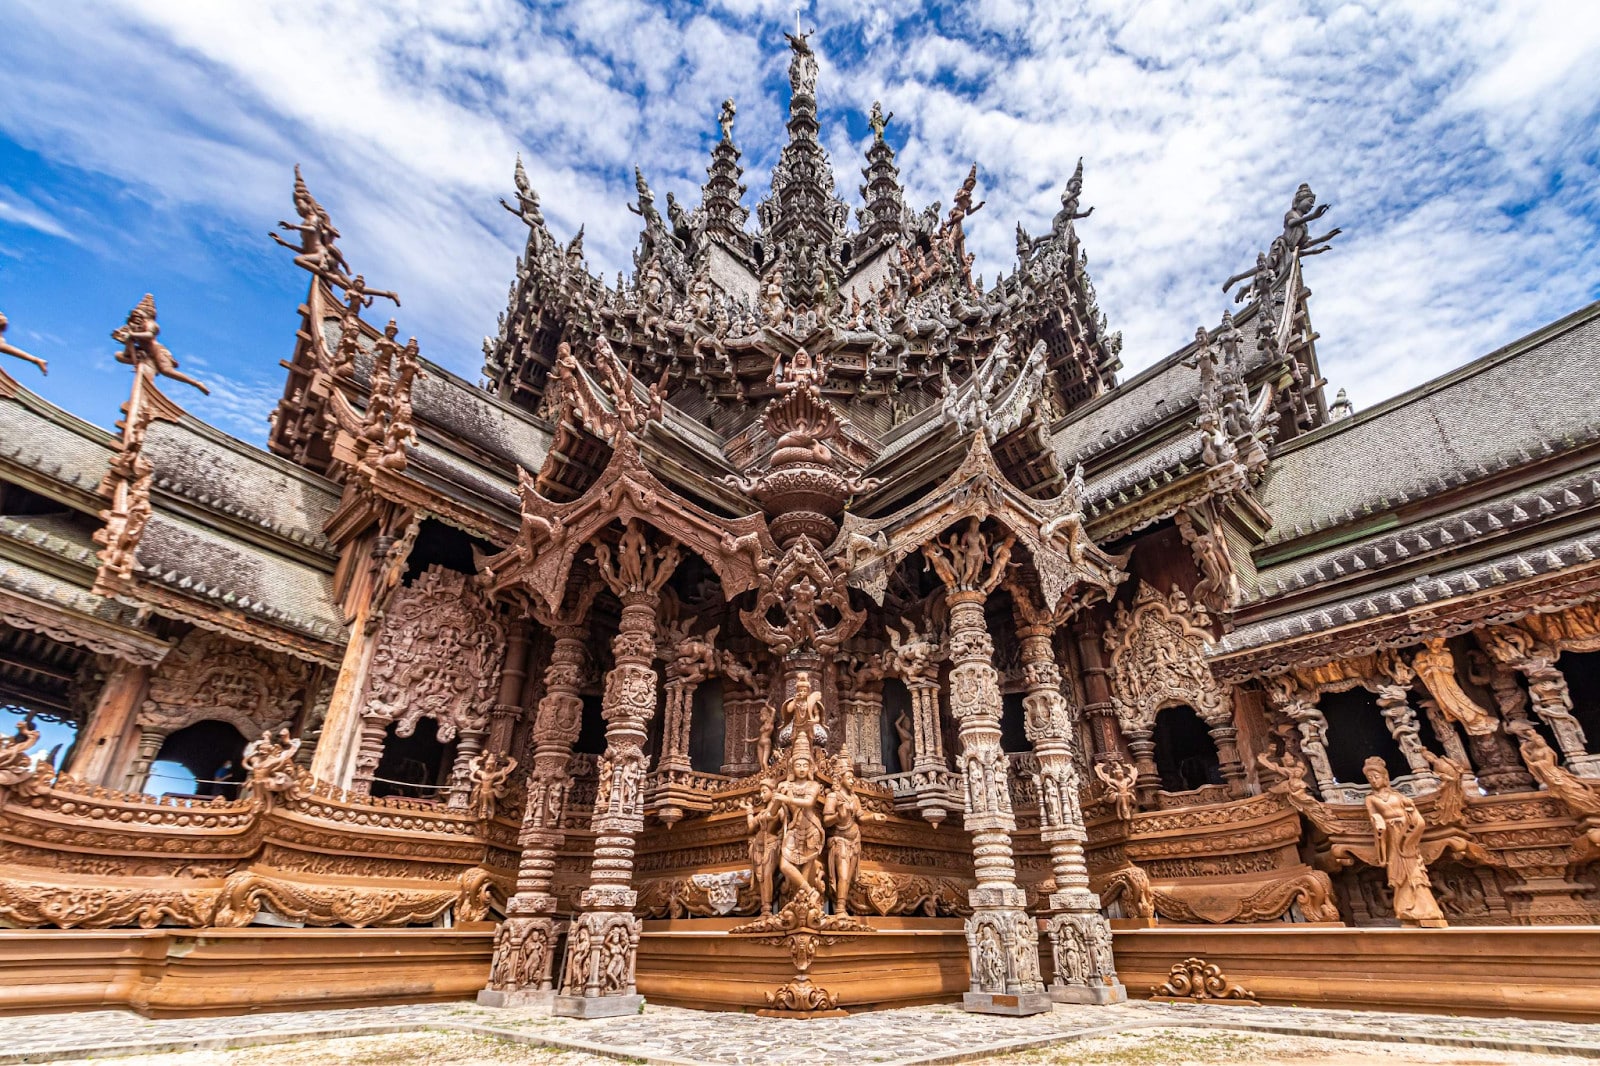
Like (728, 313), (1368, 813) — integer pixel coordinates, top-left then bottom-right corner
(0, 759), (521, 930)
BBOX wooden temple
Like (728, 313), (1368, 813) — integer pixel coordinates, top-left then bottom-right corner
(2, 33), (1600, 1019)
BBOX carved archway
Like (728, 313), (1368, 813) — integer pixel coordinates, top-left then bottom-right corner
(1102, 582), (1242, 802)
(355, 565), (505, 798)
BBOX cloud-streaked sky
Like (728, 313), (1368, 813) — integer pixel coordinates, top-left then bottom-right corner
(2, 0), (1597, 443)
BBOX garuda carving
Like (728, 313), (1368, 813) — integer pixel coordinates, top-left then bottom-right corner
(363, 565), (506, 742)
(740, 535), (864, 655)
(1102, 582), (1227, 735)
(141, 631), (310, 737)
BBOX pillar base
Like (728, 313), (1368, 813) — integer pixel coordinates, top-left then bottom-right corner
(476, 988), (552, 1009)
(963, 990), (1054, 1016)
(552, 993), (645, 1018)
(1050, 980), (1127, 1005)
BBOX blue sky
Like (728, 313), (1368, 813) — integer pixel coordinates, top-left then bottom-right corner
(2, 0), (1599, 445)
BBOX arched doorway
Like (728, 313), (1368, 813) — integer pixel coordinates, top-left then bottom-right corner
(371, 718), (455, 801)
(149, 720), (248, 798)
(1152, 705), (1222, 793)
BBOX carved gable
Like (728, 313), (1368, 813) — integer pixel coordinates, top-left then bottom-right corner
(140, 631), (309, 735)
(362, 565), (506, 741)
(1103, 582), (1228, 734)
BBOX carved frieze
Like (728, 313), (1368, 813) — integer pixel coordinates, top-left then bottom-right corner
(1103, 582), (1228, 734)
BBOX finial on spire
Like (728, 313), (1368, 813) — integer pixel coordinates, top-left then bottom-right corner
(718, 98), (737, 142)
(501, 153), (545, 230)
(867, 101), (893, 143)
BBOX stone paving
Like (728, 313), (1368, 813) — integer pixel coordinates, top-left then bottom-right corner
(5, 998), (1600, 1066)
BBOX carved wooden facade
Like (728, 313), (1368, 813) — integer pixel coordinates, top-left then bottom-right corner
(2, 31), (1600, 1021)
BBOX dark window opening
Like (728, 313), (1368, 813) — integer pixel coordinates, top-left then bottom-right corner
(1000, 691), (1029, 754)
(150, 720), (247, 799)
(403, 518), (496, 584)
(1320, 688), (1408, 783)
(1152, 705), (1222, 793)
(881, 678), (911, 774)
(1560, 650), (1600, 748)
(371, 718), (455, 800)
(575, 694), (608, 756)
(690, 680), (726, 773)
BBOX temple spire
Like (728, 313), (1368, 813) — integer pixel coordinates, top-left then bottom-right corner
(701, 99), (750, 247)
(858, 101), (905, 248)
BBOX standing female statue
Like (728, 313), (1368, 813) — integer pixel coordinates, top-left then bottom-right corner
(1362, 757), (1446, 927)
(824, 762), (885, 916)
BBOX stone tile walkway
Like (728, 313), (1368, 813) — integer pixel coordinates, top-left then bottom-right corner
(4, 998), (1600, 1066)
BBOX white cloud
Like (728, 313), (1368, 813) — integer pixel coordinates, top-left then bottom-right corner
(2, 0), (1597, 429)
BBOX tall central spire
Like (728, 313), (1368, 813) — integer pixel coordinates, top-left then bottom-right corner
(767, 29), (837, 250)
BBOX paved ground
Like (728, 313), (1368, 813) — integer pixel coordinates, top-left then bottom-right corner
(5, 999), (1600, 1066)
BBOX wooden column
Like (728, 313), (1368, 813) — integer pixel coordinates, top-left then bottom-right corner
(553, 521), (677, 1018)
(481, 612), (590, 1007)
(1012, 597), (1126, 1005)
(924, 521), (1049, 1016)
(66, 660), (150, 786)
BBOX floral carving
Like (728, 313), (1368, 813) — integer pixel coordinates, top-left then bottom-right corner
(141, 631), (309, 737)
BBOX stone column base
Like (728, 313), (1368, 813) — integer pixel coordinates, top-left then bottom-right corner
(1050, 980), (1127, 1005)
(476, 987), (553, 1009)
(552, 992), (645, 1018)
(963, 990), (1054, 1016)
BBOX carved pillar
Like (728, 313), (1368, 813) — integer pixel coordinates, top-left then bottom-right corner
(350, 719), (386, 795)
(1208, 722), (1249, 797)
(481, 616), (590, 1008)
(721, 684), (764, 777)
(909, 677), (946, 771)
(67, 660), (150, 786)
(123, 726), (166, 793)
(1123, 726), (1161, 809)
(447, 730), (487, 809)
(1375, 685), (1436, 783)
(1013, 604), (1125, 1005)
(554, 521), (677, 1018)
(310, 528), (400, 787)
(1072, 617), (1125, 762)
(844, 684), (886, 776)
(657, 675), (697, 774)
(924, 521), (1049, 1016)
(1266, 680), (1338, 799)
(1522, 660), (1597, 776)
(487, 620), (533, 757)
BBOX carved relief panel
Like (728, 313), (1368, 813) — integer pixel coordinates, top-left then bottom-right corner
(139, 630), (310, 737)
(361, 565), (506, 743)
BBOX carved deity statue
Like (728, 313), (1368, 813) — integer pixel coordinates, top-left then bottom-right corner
(1508, 722), (1600, 816)
(784, 28), (818, 97)
(467, 751), (518, 821)
(824, 762), (885, 916)
(0, 312), (47, 375)
(112, 295), (210, 394)
(1362, 757), (1446, 927)
(744, 781), (783, 914)
(240, 728), (301, 806)
(1094, 756), (1137, 821)
(894, 709), (915, 773)
(772, 746), (827, 902)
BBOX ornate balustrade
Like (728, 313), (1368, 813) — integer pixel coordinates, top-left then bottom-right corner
(0, 754), (520, 930)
